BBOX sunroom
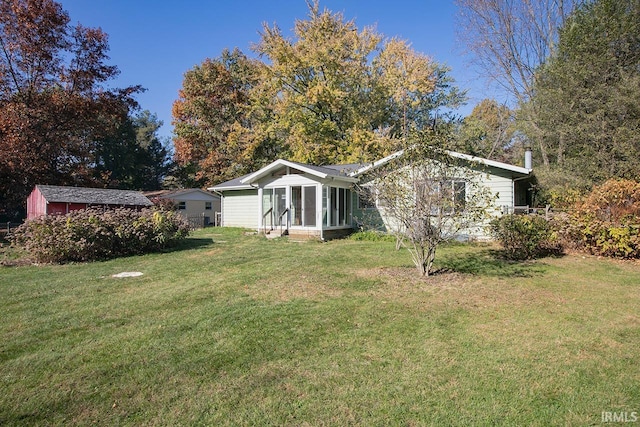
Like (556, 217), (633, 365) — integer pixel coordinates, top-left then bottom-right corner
(211, 160), (360, 240)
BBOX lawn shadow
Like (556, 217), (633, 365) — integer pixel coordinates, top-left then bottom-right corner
(437, 248), (550, 277)
(168, 237), (215, 252)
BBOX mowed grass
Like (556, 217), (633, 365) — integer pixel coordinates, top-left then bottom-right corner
(1, 228), (639, 426)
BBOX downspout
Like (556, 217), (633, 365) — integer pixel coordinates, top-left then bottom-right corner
(211, 189), (224, 227)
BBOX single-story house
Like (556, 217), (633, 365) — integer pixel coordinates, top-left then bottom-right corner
(26, 185), (153, 220)
(144, 188), (221, 227)
(209, 149), (535, 240)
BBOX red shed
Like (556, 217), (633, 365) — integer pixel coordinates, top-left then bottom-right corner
(26, 185), (154, 220)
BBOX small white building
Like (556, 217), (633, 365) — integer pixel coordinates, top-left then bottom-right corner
(209, 150), (534, 240)
(145, 189), (221, 227)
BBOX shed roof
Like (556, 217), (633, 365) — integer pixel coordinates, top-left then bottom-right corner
(143, 188), (219, 200)
(36, 185), (153, 206)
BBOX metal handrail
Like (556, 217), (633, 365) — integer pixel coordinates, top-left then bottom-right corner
(262, 207), (273, 232)
(278, 208), (289, 236)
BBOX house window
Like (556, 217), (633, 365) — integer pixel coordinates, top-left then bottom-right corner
(205, 201), (212, 210)
(453, 181), (466, 212)
(325, 186), (351, 227)
(416, 179), (466, 215)
(357, 186), (376, 210)
(178, 201), (186, 210)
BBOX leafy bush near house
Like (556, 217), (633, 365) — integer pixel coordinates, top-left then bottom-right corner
(562, 179), (640, 258)
(11, 208), (190, 263)
(490, 214), (562, 260)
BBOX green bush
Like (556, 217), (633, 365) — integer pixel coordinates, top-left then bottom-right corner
(563, 179), (640, 258)
(11, 208), (190, 263)
(490, 214), (562, 260)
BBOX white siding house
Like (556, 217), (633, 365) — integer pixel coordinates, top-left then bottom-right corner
(145, 188), (221, 227)
(210, 150), (534, 240)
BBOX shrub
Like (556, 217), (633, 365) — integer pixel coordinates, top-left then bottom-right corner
(490, 214), (562, 260)
(563, 179), (640, 258)
(11, 208), (190, 263)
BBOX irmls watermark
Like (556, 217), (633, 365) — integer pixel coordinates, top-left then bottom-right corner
(602, 411), (638, 423)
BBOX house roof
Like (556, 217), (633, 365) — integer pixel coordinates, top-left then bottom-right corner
(209, 149), (531, 192)
(350, 149), (532, 177)
(36, 185), (153, 206)
(144, 188), (219, 199)
(209, 173), (254, 191)
(240, 159), (359, 184)
(209, 160), (360, 192)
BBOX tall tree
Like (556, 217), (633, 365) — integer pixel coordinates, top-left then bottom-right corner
(0, 0), (142, 219)
(455, 0), (581, 166)
(132, 111), (173, 190)
(253, 1), (464, 165)
(94, 111), (171, 190)
(254, 2), (386, 165)
(456, 99), (516, 162)
(529, 0), (640, 184)
(172, 48), (266, 186)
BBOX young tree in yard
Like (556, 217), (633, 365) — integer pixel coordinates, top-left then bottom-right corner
(358, 144), (495, 276)
(0, 0), (142, 219)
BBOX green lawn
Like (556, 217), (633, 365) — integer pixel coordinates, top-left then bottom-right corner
(1, 228), (639, 426)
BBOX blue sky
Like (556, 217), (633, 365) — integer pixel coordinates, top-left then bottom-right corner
(60, 0), (494, 141)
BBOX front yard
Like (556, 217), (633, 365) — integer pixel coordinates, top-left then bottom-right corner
(1, 228), (638, 425)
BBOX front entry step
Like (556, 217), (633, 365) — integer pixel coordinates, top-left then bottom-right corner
(264, 229), (288, 239)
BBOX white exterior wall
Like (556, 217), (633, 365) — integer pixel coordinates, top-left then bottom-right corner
(475, 167), (515, 217)
(221, 189), (259, 228)
(174, 196), (221, 219)
(356, 164), (520, 240)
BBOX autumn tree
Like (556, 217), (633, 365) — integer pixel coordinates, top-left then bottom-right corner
(455, 99), (516, 162)
(253, 2), (464, 166)
(172, 48), (268, 187)
(0, 0), (142, 219)
(254, 3), (387, 165)
(173, 2), (464, 184)
(455, 0), (581, 166)
(529, 0), (640, 184)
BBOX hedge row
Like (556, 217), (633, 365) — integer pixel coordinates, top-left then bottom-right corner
(12, 208), (190, 263)
(491, 179), (640, 260)
(562, 179), (640, 258)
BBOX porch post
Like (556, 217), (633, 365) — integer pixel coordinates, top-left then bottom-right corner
(318, 184), (324, 240)
(257, 186), (263, 233)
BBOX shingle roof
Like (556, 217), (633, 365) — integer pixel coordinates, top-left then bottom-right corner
(143, 188), (219, 199)
(208, 174), (253, 191)
(37, 185), (153, 206)
(210, 162), (367, 191)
